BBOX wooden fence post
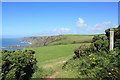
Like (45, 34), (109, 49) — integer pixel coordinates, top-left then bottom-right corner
(109, 28), (114, 51)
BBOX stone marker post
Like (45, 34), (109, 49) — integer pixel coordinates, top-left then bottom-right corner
(109, 28), (114, 51)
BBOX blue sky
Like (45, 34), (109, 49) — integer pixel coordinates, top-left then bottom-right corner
(2, 2), (118, 38)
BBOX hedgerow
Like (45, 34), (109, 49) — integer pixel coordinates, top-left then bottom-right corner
(63, 26), (120, 79)
(2, 50), (37, 80)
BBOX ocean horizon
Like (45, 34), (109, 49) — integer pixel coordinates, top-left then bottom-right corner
(1, 38), (31, 50)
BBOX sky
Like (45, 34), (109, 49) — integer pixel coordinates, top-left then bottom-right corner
(2, 0), (120, 2)
(2, 2), (118, 38)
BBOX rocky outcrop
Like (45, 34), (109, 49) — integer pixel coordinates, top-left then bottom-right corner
(22, 35), (64, 48)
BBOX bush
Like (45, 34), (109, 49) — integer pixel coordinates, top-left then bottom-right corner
(74, 35), (109, 58)
(82, 50), (119, 79)
(90, 35), (109, 52)
(105, 25), (120, 49)
(63, 26), (120, 79)
(2, 50), (37, 80)
(115, 39), (120, 49)
(74, 45), (90, 57)
(64, 49), (120, 79)
(105, 26), (120, 40)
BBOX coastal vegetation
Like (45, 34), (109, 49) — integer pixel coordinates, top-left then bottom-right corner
(1, 50), (37, 80)
(62, 26), (120, 79)
(1, 26), (120, 79)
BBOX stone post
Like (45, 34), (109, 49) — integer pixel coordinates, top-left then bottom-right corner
(109, 28), (114, 51)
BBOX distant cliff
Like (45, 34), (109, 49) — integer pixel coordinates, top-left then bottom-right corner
(22, 35), (64, 47)
(21, 35), (94, 48)
(22, 37), (37, 43)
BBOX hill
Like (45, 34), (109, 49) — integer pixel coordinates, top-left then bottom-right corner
(29, 43), (90, 66)
(28, 43), (90, 78)
(22, 35), (94, 48)
(23, 35), (94, 78)
(48, 35), (94, 46)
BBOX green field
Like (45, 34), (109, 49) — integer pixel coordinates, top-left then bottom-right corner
(28, 43), (90, 78)
(27, 35), (93, 78)
(48, 35), (94, 45)
(29, 43), (90, 67)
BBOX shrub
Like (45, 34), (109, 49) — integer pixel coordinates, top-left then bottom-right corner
(63, 26), (120, 79)
(83, 50), (119, 79)
(74, 35), (109, 58)
(90, 35), (109, 52)
(2, 50), (37, 80)
(107, 25), (120, 40)
(64, 49), (120, 79)
(74, 45), (90, 57)
(115, 39), (120, 49)
(105, 25), (120, 49)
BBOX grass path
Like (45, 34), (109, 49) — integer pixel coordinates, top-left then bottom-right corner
(30, 43), (90, 78)
(29, 43), (90, 66)
(42, 56), (70, 78)
(46, 71), (60, 78)
(43, 59), (67, 68)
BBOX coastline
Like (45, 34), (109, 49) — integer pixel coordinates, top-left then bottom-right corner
(1, 40), (32, 50)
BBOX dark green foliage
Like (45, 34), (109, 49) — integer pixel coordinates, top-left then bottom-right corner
(105, 25), (120, 49)
(114, 25), (120, 40)
(74, 45), (90, 57)
(90, 35), (109, 52)
(2, 50), (37, 80)
(114, 26), (120, 49)
(64, 26), (120, 79)
(74, 35), (109, 58)
(85, 50), (118, 79)
(115, 39), (120, 49)
(105, 28), (110, 38)
(97, 50), (120, 79)
(64, 48), (120, 79)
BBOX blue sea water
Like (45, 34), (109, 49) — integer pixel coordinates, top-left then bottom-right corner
(0, 38), (30, 50)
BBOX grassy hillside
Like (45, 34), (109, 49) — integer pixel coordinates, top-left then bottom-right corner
(24, 35), (94, 78)
(29, 43), (90, 67)
(28, 43), (90, 78)
(23, 35), (94, 48)
(28, 27), (119, 79)
(48, 35), (94, 46)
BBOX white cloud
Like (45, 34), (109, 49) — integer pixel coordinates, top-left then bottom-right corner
(115, 25), (119, 28)
(76, 18), (113, 34)
(90, 22), (112, 32)
(78, 18), (85, 23)
(36, 28), (71, 36)
(53, 28), (71, 34)
(76, 18), (87, 30)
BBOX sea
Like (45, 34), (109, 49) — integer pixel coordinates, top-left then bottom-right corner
(0, 38), (31, 50)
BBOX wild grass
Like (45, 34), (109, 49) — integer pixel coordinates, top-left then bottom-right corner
(28, 43), (90, 78)
(29, 43), (90, 66)
(48, 35), (93, 46)
(26, 35), (93, 78)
